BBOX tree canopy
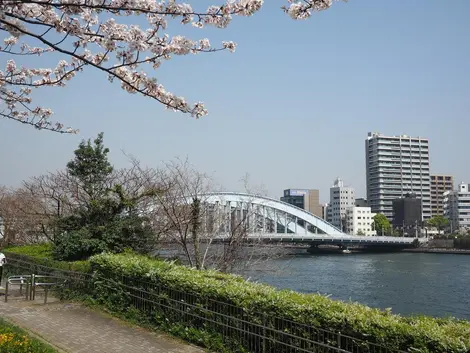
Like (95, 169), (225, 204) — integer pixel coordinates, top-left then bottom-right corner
(53, 133), (155, 260)
(426, 215), (449, 234)
(373, 213), (391, 236)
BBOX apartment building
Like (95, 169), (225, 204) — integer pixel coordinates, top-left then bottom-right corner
(430, 174), (454, 217)
(365, 132), (431, 221)
(443, 183), (470, 233)
(326, 178), (355, 230)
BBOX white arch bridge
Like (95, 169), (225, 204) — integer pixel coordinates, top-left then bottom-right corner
(199, 192), (419, 249)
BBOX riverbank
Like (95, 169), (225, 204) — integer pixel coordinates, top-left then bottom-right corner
(403, 248), (470, 255)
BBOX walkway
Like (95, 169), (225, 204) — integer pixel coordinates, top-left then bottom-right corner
(0, 289), (206, 353)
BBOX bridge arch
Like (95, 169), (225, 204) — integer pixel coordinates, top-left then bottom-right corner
(202, 192), (346, 237)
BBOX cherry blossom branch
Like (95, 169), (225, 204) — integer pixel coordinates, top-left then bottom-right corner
(0, 0), (345, 134)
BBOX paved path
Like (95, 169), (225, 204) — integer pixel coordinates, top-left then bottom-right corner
(0, 289), (206, 353)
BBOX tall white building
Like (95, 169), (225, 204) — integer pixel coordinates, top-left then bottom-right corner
(326, 178), (355, 230)
(345, 207), (376, 236)
(443, 183), (470, 233)
(365, 132), (431, 221)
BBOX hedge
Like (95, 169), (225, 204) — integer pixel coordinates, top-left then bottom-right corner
(0, 318), (58, 353)
(4, 245), (470, 353)
(89, 253), (470, 353)
(4, 244), (91, 273)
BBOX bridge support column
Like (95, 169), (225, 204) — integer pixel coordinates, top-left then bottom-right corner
(284, 212), (288, 234)
(262, 206), (266, 233)
(227, 201), (231, 233)
(273, 209), (277, 233)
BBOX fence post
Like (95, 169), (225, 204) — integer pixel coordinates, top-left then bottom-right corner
(31, 274), (36, 301)
(262, 314), (266, 353)
(4, 280), (8, 303)
(44, 287), (48, 304)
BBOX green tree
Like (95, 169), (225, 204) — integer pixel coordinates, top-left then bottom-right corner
(53, 133), (156, 260)
(66, 132), (113, 200)
(356, 229), (365, 236)
(372, 214), (391, 236)
(426, 215), (449, 235)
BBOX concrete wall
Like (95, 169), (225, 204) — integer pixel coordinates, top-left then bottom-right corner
(428, 239), (455, 248)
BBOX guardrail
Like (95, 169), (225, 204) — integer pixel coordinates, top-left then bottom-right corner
(4, 273), (68, 304)
(5, 275), (32, 301)
(4, 253), (405, 353)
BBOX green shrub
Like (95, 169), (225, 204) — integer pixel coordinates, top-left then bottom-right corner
(89, 253), (470, 353)
(4, 243), (53, 258)
(0, 318), (58, 352)
(4, 244), (91, 273)
(4, 246), (470, 353)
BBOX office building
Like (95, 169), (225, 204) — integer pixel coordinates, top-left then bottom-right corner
(326, 178), (355, 230)
(345, 206), (376, 236)
(281, 189), (322, 218)
(365, 132), (431, 221)
(430, 175), (454, 217)
(443, 183), (470, 233)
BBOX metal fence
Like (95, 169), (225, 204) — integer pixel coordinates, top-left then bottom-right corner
(4, 253), (403, 353)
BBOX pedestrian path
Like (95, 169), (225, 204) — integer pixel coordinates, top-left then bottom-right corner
(0, 290), (205, 353)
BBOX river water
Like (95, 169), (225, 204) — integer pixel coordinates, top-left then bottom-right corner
(243, 252), (470, 320)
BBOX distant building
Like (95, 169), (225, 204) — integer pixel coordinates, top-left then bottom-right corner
(365, 132), (431, 221)
(392, 193), (422, 236)
(443, 183), (470, 233)
(345, 206), (376, 236)
(280, 189), (322, 218)
(355, 198), (368, 207)
(326, 178), (355, 230)
(321, 204), (328, 220)
(430, 175), (454, 217)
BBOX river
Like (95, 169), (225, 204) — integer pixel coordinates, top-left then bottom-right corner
(243, 252), (470, 320)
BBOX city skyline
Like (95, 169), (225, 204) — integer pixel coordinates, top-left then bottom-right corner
(1, 0), (469, 204)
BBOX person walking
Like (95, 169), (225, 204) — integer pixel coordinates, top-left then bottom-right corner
(0, 251), (6, 285)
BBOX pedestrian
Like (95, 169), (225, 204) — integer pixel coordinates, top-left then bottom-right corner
(0, 251), (5, 285)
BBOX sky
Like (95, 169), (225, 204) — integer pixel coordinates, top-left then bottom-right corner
(1, 0), (469, 204)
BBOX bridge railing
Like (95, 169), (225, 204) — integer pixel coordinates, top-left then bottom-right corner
(4, 254), (405, 353)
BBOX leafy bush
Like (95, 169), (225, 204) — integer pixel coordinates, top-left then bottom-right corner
(0, 318), (57, 353)
(53, 213), (155, 261)
(89, 253), (470, 353)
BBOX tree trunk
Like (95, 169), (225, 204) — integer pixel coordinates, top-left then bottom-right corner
(191, 198), (202, 270)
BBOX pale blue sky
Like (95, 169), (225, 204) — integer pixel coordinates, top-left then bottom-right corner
(1, 0), (469, 203)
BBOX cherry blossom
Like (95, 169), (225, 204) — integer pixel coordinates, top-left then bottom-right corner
(0, 0), (345, 133)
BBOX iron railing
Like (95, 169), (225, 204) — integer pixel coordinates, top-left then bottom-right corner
(4, 253), (404, 353)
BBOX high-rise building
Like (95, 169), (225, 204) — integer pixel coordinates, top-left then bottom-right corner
(430, 175), (454, 217)
(443, 183), (470, 233)
(280, 189), (322, 218)
(326, 178), (355, 230)
(365, 132), (431, 221)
